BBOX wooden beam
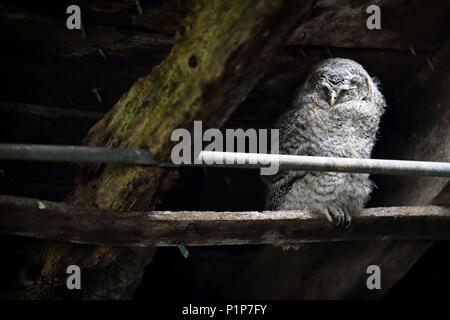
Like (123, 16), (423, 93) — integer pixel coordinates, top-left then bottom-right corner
(1, 195), (449, 247)
(375, 41), (450, 207)
(0, 102), (103, 144)
(288, 0), (450, 50)
(0, 7), (172, 110)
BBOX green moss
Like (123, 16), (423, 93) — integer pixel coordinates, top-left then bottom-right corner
(99, 0), (256, 150)
(78, 0), (272, 209)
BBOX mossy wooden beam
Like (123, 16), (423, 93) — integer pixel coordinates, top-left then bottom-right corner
(68, 0), (316, 210)
(20, 0), (316, 299)
(1, 195), (450, 246)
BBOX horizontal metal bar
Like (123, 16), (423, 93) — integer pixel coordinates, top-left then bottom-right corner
(0, 143), (172, 167)
(196, 151), (450, 177)
(0, 143), (449, 177)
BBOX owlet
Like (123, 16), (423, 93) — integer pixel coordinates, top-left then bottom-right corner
(266, 58), (386, 228)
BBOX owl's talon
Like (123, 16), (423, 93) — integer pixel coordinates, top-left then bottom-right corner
(321, 207), (352, 228)
(336, 215), (342, 227)
(316, 207), (353, 228)
(318, 208), (333, 222)
(338, 209), (345, 227)
(344, 209), (352, 229)
(344, 218), (351, 229)
(328, 207), (341, 226)
(339, 208), (347, 226)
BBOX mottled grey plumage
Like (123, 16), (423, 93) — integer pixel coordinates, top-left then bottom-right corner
(266, 58), (386, 228)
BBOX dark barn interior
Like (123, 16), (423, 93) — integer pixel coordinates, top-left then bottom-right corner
(0, 0), (449, 300)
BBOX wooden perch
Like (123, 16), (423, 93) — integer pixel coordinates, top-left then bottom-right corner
(1, 195), (449, 247)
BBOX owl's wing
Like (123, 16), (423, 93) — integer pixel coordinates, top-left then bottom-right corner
(262, 169), (305, 185)
(277, 105), (301, 153)
(264, 169), (306, 210)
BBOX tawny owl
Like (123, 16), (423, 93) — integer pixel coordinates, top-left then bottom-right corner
(266, 58), (386, 228)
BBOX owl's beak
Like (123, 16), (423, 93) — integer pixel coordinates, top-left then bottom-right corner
(330, 90), (337, 107)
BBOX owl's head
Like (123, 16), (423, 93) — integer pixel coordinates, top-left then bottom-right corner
(304, 58), (384, 111)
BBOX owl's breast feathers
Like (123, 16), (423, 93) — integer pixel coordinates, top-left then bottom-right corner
(280, 100), (379, 159)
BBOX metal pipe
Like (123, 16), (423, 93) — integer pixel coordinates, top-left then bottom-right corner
(196, 151), (450, 177)
(0, 143), (171, 167)
(0, 144), (449, 177)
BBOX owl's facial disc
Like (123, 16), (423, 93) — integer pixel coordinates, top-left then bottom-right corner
(327, 80), (360, 106)
(311, 71), (365, 107)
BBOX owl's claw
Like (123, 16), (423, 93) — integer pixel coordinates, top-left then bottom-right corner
(329, 207), (345, 226)
(343, 208), (352, 229)
(317, 207), (352, 228)
(318, 208), (333, 222)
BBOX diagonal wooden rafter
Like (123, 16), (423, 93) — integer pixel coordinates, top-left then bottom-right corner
(17, 0), (317, 299)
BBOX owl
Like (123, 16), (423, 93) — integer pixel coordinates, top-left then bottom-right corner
(266, 58), (386, 229)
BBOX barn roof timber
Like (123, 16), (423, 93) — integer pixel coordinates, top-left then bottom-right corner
(0, 0), (449, 300)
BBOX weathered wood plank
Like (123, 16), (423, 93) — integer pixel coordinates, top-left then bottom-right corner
(0, 7), (172, 110)
(288, 0), (450, 50)
(0, 195), (449, 246)
(0, 103), (104, 144)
